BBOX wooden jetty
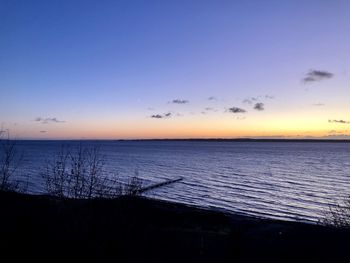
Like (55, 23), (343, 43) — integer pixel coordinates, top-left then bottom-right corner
(138, 177), (183, 194)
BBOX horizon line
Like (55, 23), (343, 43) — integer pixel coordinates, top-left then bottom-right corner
(11, 137), (350, 142)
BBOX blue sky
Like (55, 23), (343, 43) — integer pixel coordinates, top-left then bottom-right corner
(1, 0), (350, 139)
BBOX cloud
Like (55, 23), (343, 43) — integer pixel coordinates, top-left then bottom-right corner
(150, 114), (163, 119)
(205, 107), (218, 112)
(312, 103), (325, 106)
(303, 70), (333, 83)
(40, 130), (47, 133)
(328, 130), (349, 134)
(254, 102), (264, 111)
(243, 97), (258, 105)
(328, 119), (350, 124)
(243, 99), (253, 105)
(171, 99), (189, 104)
(35, 117), (66, 124)
(208, 96), (217, 101)
(243, 95), (274, 105)
(147, 107), (156, 111)
(227, 107), (246, 113)
(150, 112), (172, 119)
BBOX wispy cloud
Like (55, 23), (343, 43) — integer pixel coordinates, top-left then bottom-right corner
(40, 130), (47, 133)
(150, 114), (163, 119)
(243, 95), (273, 105)
(328, 130), (348, 134)
(254, 102), (264, 111)
(328, 119), (350, 124)
(312, 103), (325, 106)
(150, 112), (172, 119)
(208, 96), (217, 101)
(171, 99), (189, 104)
(303, 70), (333, 83)
(243, 97), (258, 105)
(227, 107), (246, 113)
(204, 107), (218, 112)
(35, 117), (66, 124)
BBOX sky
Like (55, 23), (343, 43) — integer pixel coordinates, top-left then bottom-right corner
(1, 0), (350, 139)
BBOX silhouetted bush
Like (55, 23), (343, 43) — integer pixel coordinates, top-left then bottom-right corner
(0, 130), (23, 192)
(124, 171), (143, 196)
(41, 144), (143, 199)
(322, 196), (350, 228)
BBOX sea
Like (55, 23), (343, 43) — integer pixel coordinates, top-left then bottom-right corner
(9, 140), (350, 223)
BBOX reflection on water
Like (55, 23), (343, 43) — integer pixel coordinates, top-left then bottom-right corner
(14, 140), (350, 223)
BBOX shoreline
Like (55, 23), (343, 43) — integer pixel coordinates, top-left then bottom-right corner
(1, 191), (349, 262)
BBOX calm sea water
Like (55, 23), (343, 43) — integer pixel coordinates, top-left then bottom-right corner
(12, 140), (350, 223)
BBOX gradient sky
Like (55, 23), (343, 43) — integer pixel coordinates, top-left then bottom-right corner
(1, 0), (350, 139)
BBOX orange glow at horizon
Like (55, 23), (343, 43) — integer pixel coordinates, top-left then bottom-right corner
(14, 114), (350, 139)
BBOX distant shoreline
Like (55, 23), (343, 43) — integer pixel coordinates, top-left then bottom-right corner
(14, 138), (350, 143)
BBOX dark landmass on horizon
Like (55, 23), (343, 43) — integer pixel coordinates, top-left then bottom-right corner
(17, 138), (350, 143)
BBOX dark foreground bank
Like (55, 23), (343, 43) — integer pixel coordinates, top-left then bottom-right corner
(0, 191), (349, 262)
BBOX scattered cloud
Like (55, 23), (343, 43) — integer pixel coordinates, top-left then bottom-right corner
(208, 96), (217, 101)
(35, 117), (66, 124)
(328, 130), (349, 134)
(303, 70), (333, 83)
(312, 103), (325, 106)
(243, 95), (273, 105)
(254, 103), (264, 111)
(243, 97), (258, 105)
(328, 119), (350, 124)
(171, 99), (189, 104)
(150, 112), (172, 119)
(227, 107), (246, 113)
(243, 99), (252, 105)
(204, 107), (218, 112)
(150, 114), (163, 119)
